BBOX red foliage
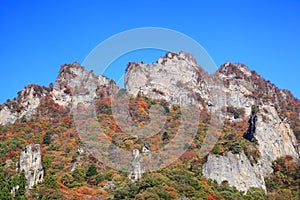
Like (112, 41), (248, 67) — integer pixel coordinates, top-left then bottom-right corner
(180, 149), (197, 162)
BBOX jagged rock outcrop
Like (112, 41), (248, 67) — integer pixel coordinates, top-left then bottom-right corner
(18, 144), (44, 189)
(101, 181), (116, 191)
(203, 63), (299, 192)
(216, 62), (299, 118)
(128, 149), (142, 180)
(125, 52), (211, 107)
(128, 146), (152, 181)
(203, 151), (266, 192)
(203, 105), (299, 192)
(0, 85), (48, 125)
(254, 104), (298, 176)
(0, 62), (113, 126)
(216, 62), (257, 117)
(125, 57), (299, 192)
(52, 62), (111, 106)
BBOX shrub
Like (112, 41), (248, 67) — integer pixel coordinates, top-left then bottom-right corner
(244, 187), (267, 200)
(86, 163), (97, 178)
(72, 168), (86, 182)
(61, 173), (74, 187)
(43, 131), (51, 145)
(162, 132), (170, 141)
(95, 174), (106, 185)
(251, 105), (259, 115)
(43, 173), (58, 189)
(136, 190), (160, 200)
(212, 144), (221, 155)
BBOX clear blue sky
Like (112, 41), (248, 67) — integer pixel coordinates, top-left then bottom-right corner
(1, 0), (299, 103)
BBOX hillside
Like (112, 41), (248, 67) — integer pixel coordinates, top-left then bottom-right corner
(0, 52), (299, 199)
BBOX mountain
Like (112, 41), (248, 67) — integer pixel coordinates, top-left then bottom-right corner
(0, 52), (299, 199)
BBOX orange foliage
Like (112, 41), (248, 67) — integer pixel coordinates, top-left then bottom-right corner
(75, 186), (97, 195)
(162, 185), (178, 199)
(208, 194), (218, 200)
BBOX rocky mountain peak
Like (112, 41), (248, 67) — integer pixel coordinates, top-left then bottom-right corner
(125, 51), (210, 106)
(156, 51), (201, 68)
(52, 62), (111, 106)
(0, 84), (49, 125)
(124, 52), (299, 192)
(54, 62), (111, 91)
(54, 62), (96, 93)
(218, 62), (253, 78)
(125, 51), (202, 74)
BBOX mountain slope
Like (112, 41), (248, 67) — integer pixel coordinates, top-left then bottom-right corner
(125, 53), (299, 193)
(0, 52), (299, 199)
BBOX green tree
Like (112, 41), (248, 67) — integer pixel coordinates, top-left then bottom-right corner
(0, 168), (13, 200)
(251, 105), (259, 115)
(95, 173), (106, 185)
(43, 131), (51, 145)
(15, 170), (27, 198)
(162, 132), (170, 141)
(44, 173), (58, 189)
(61, 173), (74, 187)
(244, 187), (267, 200)
(0, 186), (12, 200)
(86, 163), (97, 178)
(42, 154), (54, 171)
(72, 167), (86, 182)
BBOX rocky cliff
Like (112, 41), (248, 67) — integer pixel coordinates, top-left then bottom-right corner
(52, 62), (111, 107)
(203, 105), (298, 192)
(125, 52), (211, 107)
(201, 62), (299, 192)
(0, 85), (49, 125)
(128, 149), (142, 180)
(124, 53), (300, 192)
(18, 144), (44, 189)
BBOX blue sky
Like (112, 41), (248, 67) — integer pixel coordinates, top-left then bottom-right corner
(0, 0), (299, 103)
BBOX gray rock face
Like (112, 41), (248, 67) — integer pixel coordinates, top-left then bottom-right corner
(128, 149), (142, 180)
(101, 181), (116, 191)
(11, 185), (20, 197)
(125, 52), (211, 107)
(203, 107), (299, 192)
(19, 144), (44, 189)
(52, 62), (111, 107)
(202, 63), (299, 192)
(125, 57), (299, 192)
(254, 105), (298, 176)
(216, 63), (256, 117)
(0, 85), (47, 125)
(203, 151), (266, 193)
(0, 62), (113, 127)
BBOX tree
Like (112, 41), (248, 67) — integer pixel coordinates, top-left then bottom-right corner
(72, 168), (86, 182)
(162, 132), (170, 141)
(86, 163), (97, 178)
(42, 154), (54, 171)
(61, 173), (74, 187)
(44, 173), (58, 189)
(0, 168), (12, 200)
(15, 170), (27, 198)
(0, 186), (12, 200)
(251, 105), (259, 115)
(43, 131), (51, 145)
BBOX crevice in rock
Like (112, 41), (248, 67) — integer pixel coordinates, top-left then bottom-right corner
(243, 115), (257, 142)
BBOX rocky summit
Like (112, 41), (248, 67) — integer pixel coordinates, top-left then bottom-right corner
(0, 52), (299, 199)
